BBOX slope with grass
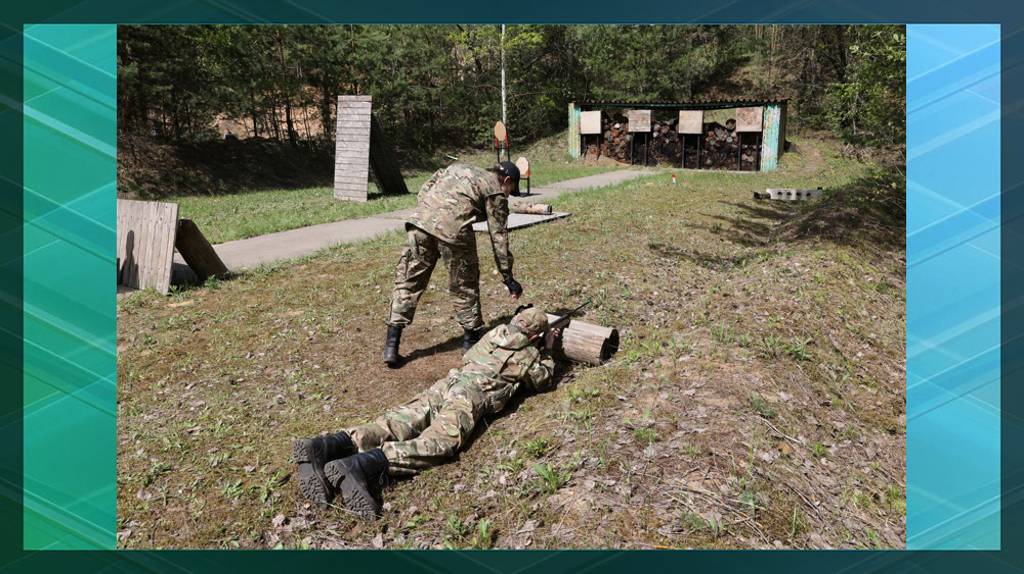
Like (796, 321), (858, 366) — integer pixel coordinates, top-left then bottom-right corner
(170, 133), (620, 244)
(117, 135), (905, 549)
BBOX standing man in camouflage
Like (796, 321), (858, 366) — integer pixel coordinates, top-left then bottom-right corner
(292, 306), (558, 518)
(383, 161), (525, 367)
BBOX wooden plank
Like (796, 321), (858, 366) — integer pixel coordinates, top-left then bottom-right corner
(472, 211), (570, 233)
(336, 149), (373, 158)
(580, 111), (601, 135)
(736, 106), (763, 132)
(627, 109), (651, 132)
(334, 182), (371, 192)
(176, 219), (228, 281)
(334, 94), (374, 202)
(335, 164), (371, 172)
(117, 199), (178, 294)
(678, 110), (704, 134)
(335, 140), (371, 149)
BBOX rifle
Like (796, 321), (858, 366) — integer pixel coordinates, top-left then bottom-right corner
(525, 300), (591, 345)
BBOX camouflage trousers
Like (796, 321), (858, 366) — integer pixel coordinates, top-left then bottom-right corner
(347, 372), (487, 476)
(386, 226), (484, 331)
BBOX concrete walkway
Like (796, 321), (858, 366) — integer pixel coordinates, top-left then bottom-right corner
(208, 168), (653, 270)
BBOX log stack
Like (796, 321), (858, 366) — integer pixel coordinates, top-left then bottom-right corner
(586, 111), (761, 170)
(545, 313), (620, 365)
(700, 122), (760, 171)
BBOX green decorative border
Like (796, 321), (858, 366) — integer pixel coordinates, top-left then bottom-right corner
(22, 23), (117, 550)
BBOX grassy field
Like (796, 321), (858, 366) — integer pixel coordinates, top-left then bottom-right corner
(118, 135), (905, 549)
(171, 134), (619, 244)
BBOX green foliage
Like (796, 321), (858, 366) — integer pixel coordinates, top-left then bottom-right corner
(749, 393), (776, 419)
(825, 27), (906, 150)
(784, 337), (813, 361)
(120, 24), (904, 162)
(533, 463), (571, 494)
(633, 427), (657, 445)
(523, 437), (550, 458)
(811, 442), (828, 458)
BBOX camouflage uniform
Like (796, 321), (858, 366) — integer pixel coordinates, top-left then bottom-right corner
(348, 320), (554, 475)
(387, 163), (513, 331)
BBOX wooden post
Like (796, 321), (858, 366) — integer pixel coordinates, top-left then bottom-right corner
(175, 219), (229, 281)
(545, 314), (620, 365)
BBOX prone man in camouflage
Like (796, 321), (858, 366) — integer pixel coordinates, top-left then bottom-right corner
(292, 306), (557, 518)
(383, 161), (525, 367)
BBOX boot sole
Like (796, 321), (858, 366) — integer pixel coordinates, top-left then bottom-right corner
(292, 439), (332, 506)
(324, 460), (381, 520)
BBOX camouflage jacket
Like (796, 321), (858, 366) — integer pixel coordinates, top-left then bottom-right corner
(458, 324), (556, 414)
(407, 163), (514, 282)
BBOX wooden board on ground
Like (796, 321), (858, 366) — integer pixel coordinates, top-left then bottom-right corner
(580, 111), (602, 135)
(175, 219), (229, 281)
(472, 212), (570, 233)
(334, 95), (373, 202)
(678, 110), (704, 134)
(117, 199), (179, 294)
(735, 106), (764, 132)
(627, 109), (652, 132)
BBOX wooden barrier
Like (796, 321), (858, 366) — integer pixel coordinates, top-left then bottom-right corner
(334, 95), (409, 202)
(117, 199), (179, 294)
(333, 95), (373, 202)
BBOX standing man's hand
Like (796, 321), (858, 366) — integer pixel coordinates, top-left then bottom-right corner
(504, 277), (524, 300)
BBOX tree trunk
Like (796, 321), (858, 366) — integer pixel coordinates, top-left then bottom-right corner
(249, 86), (260, 137)
(320, 79), (333, 141)
(545, 314), (619, 365)
(284, 97), (296, 146)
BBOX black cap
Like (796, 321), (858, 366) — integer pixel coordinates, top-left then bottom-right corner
(497, 161), (521, 196)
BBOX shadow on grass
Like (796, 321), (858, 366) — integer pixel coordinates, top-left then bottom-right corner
(647, 242), (769, 271)
(398, 313), (515, 367)
(707, 167), (905, 252)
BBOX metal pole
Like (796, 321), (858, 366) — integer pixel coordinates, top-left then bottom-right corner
(500, 24), (507, 127)
(737, 132), (743, 170)
(756, 133), (762, 171)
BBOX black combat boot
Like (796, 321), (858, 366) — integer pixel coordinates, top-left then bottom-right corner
(292, 431), (356, 506)
(382, 325), (402, 368)
(462, 327), (482, 352)
(324, 448), (389, 520)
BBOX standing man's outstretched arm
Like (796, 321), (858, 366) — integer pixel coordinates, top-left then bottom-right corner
(485, 192), (520, 299)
